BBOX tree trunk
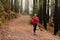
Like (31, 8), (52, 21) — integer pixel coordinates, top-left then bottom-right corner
(33, 0), (35, 14)
(14, 0), (17, 12)
(38, 0), (43, 24)
(11, 0), (13, 11)
(53, 0), (58, 35)
(20, 0), (23, 13)
(47, 0), (49, 22)
(58, 0), (60, 31)
(14, 0), (19, 13)
(43, 0), (47, 30)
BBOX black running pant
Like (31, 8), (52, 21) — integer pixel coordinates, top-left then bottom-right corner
(33, 24), (37, 33)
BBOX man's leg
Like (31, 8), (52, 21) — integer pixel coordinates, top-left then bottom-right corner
(33, 24), (37, 34)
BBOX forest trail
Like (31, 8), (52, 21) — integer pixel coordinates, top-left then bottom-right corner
(0, 14), (60, 40)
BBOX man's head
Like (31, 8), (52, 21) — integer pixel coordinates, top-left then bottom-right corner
(34, 13), (37, 16)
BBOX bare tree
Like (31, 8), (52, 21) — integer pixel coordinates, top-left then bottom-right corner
(53, 0), (58, 35)
(43, 0), (47, 30)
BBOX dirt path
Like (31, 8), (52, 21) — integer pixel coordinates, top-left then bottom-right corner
(0, 14), (60, 40)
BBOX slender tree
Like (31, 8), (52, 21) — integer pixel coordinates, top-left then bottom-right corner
(46, 0), (49, 22)
(25, 0), (29, 13)
(8, 0), (11, 10)
(53, 0), (58, 35)
(33, 0), (35, 14)
(43, 0), (47, 30)
(20, 0), (23, 13)
(14, 0), (19, 13)
(37, 0), (43, 24)
(11, 0), (13, 11)
(58, 0), (60, 31)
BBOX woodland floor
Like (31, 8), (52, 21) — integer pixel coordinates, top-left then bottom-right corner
(0, 14), (60, 40)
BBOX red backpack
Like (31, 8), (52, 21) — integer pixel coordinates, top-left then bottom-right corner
(32, 16), (39, 24)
